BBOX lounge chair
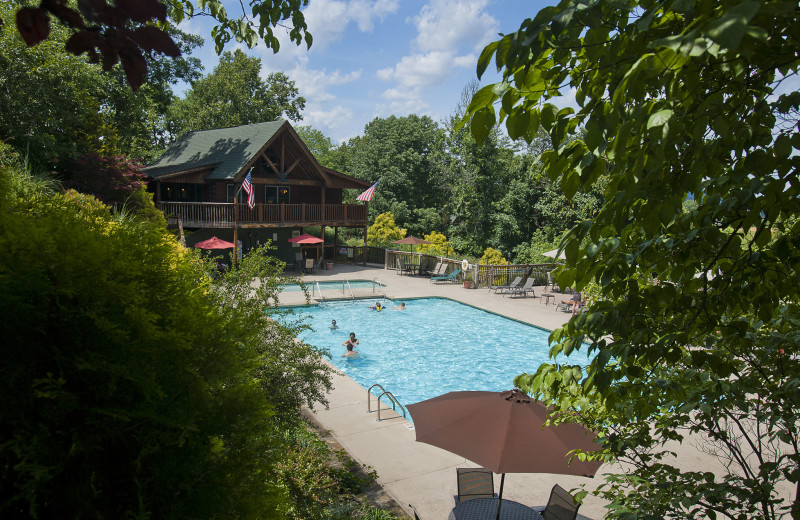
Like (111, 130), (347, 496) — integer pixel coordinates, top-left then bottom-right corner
(506, 278), (535, 298)
(455, 467), (496, 504)
(491, 276), (522, 294)
(427, 261), (445, 278)
(535, 484), (581, 520)
(431, 269), (461, 283)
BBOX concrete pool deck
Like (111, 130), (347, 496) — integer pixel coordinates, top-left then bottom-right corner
(285, 264), (730, 519)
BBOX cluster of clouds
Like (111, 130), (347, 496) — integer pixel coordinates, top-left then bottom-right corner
(254, 0), (502, 141)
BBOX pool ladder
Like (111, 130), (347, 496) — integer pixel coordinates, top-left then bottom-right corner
(373, 278), (387, 298)
(343, 280), (355, 299)
(312, 280), (324, 300)
(367, 384), (407, 422)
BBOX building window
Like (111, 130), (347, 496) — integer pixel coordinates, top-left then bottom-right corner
(265, 186), (290, 204)
(160, 183), (204, 202)
(227, 184), (236, 202)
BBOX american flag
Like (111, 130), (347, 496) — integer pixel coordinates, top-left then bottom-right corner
(356, 180), (379, 202)
(242, 169), (255, 209)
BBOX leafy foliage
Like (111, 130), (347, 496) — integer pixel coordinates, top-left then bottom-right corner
(366, 212), (406, 248)
(416, 231), (455, 258)
(0, 7), (203, 170)
(465, 0), (800, 517)
(168, 49), (305, 135)
(480, 247), (508, 265)
(0, 164), (334, 518)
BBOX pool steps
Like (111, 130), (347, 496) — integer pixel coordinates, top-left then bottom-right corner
(367, 383), (407, 422)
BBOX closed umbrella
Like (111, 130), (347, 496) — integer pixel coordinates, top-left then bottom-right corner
(407, 389), (602, 520)
(194, 236), (235, 249)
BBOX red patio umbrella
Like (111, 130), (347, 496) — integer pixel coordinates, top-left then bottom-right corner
(407, 389), (603, 520)
(288, 233), (324, 244)
(194, 236), (235, 249)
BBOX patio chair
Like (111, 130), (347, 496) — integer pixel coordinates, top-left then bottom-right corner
(431, 269), (462, 284)
(491, 276), (522, 294)
(455, 467), (496, 504)
(535, 484), (581, 520)
(294, 252), (304, 271)
(398, 257), (413, 275)
(303, 258), (314, 274)
(506, 278), (535, 298)
(316, 256), (324, 271)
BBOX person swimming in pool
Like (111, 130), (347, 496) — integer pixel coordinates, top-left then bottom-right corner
(393, 302), (406, 310)
(330, 319), (339, 329)
(369, 302), (383, 311)
(342, 332), (359, 357)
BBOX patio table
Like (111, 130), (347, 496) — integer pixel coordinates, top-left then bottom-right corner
(540, 294), (555, 305)
(448, 497), (543, 520)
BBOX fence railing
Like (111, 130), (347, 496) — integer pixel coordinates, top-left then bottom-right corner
(158, 202), (367, 228)
(384, 249), (557, 288)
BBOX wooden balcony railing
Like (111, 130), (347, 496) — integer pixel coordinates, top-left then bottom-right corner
(158, 202), (368, 228)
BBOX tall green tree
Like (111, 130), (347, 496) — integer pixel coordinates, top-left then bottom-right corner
(465, 0), (800, 518)
(295, 125), (338, 168)
(343, 115), (446, 236)
(439, 83), (517, 256)
(168, 49), (305, 135)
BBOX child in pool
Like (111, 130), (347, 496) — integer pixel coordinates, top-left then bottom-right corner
(330, 319), (339, 329)
(369, 302), (383, 311)
(342, 332), (359, 357)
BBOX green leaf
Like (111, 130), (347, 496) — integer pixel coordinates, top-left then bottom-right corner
(470, 106), (496, 144)
(477, 41), (499, 78)
(704, 0), (761, 51)
(647, 109), (674, 129)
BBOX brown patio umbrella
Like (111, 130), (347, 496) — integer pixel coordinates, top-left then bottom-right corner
(407, 389), (602, 520)
(390, 235), (430, 253)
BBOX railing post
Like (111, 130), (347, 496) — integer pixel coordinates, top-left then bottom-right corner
(344, 204), (348, 221)
(301, 203), (305, 221)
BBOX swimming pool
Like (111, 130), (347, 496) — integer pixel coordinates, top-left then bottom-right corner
(288, 298), (591, 409)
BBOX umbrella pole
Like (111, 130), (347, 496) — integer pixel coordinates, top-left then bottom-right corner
(496, 473), (505, 520)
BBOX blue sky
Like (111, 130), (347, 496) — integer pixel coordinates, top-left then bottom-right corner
(178, 0), (560, 143)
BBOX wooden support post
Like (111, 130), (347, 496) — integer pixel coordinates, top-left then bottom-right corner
(334, 226), (339, 264)
(233, 196), (239, 266)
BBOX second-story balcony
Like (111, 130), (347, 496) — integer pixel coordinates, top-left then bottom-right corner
(158, 202), (368, 229)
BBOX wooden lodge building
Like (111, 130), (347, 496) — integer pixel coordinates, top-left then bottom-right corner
(144, 120), (372, 265)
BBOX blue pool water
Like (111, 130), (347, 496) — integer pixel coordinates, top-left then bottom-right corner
(280, 279), (383, 293)
(289, 298), (591, 408)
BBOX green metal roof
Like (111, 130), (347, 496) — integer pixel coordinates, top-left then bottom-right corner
(145, 120), (287, 180)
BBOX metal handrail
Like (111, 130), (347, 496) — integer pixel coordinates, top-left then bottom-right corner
(377, 391), (407, 421)
(314, 280), (324, 299)
(367, 384), (407, 421)
(345, 280), (354, 299)
(367, 384), (386, 412)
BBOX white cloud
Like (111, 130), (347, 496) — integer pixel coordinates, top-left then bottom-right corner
(376, 0), (499, 118)
(412, 0), (498, 54)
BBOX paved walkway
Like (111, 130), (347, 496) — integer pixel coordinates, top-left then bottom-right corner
(285, 264), (731, 520)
